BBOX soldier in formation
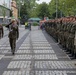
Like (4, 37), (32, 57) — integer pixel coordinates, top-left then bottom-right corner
(0, 24), (4, 39)
(45, 16), (76, 58)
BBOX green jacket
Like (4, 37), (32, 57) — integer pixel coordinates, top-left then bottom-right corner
(25, 22), (28, 26)
(8, 24), (19, 39)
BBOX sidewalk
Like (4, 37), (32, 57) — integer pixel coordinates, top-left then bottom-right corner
(0, 26), (76, 75)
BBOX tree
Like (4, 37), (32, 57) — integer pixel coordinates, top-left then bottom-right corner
(49, 0), (76, 18)
(64, 0), (76, 16)
(20, 2), (28, 23)
(36, 2), (50, 19)
(15, 0), (37, 24)
(15, 0), (37, 18)
(49, 0), (56, 18)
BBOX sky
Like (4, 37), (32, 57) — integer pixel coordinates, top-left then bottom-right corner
(36, 0), (51, 4)
(0, 0), (51, 8)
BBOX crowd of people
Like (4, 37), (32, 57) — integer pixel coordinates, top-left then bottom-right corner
(45, 16), (76, 58)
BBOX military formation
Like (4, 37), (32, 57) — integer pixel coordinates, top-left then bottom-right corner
(0, 16), (76, 57)
(45, 16), (76, 58)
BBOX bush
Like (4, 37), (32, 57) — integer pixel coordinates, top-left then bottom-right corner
(2, 24), (7, 26)
(33, 22), (39, 26)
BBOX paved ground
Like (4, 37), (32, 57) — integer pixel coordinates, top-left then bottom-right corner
(0, 26), (76, 75)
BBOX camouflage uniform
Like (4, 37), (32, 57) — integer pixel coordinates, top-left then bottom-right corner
(59, 20), (63, 45)
(63, 22), (67, 48)
(57, 21), (61, 44)
(72, 22), (76, 56)
(45, 16), (76, 57)
(49, 22), (52, 35)
(68, 22), (75, 55)
(0, 24), (4, 39)
(74, 30), (76, 57)
(8, 20), (19, 55)
(67, 22), (72, 52)
(56, 20), (60, 42)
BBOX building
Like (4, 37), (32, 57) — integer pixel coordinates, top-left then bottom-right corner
(0, 0), (12, 24)
(11, 0), (18, 19)
(0, 0), (12, 9)
(0, 5), (11, 24)
(0, 0), (18, 24)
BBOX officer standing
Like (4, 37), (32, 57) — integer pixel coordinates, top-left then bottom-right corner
(0, 24), (4, 39)
(28, 23), (31, 30)
(7, 19), (19, 55)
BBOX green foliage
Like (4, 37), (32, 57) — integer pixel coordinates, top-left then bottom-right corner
(2, 24), (6, 26)
(33, 22), (39, 26)
(16, 0), (76, 19)
(49, 0), (56, 17)
(15, 0), (36, 18)
(49, 0), (76, 18)
(35, 2), (50, 19)
(15, 0), (37, 24)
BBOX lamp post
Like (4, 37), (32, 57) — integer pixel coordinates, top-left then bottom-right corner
(63, 2), (65, 16)
(61, 2), (65, 18)
(18, 0), (24, 26)
(18, 0), (21, 26)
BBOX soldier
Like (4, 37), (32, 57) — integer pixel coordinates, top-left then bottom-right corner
(71, 18), (76, 56)
(66, 17), (72, 51)
(53, 20), (58, 41)
(57, 19), (61, 44)
(58, 18), (63, 45)
(67, 17), (75, 55)
(0, 24), (4, 39)
(74, 24), (76, 58)
(7, 19), (19, 55)
(63, 17), (70, 49)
